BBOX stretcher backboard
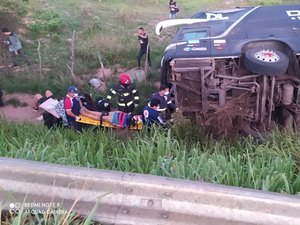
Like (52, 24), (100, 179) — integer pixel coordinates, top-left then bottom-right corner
(78, 115), (143, 130)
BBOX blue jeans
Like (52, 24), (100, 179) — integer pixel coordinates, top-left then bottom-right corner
(170, 12), (176, 19)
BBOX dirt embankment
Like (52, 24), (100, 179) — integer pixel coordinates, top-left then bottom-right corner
(0, 93), (43, 123)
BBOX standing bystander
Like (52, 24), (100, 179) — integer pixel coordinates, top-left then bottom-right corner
(134, 27), (152, 69)
(169, 0), (179, 19)
(1, 28), (30, 68)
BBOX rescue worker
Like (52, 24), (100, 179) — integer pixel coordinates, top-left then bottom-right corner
(150, 84), (177, 113)
(106, 73), (139, 113)
(142, 98), (167, 130)
(64, 86), (83, 132)
(150, 84), (178, 120)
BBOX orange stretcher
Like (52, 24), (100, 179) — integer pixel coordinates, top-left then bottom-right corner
(77, 115), (143, 130)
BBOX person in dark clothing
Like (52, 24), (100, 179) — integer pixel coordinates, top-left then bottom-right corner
(33, 90), (61, 128)
(142, 98), (167, 130)
(64, 86), (83, 132)
(2, 27), (30, 68)
(134, 27), (151, 69)
(106, 73), (139, 113)
(169, 0), (178, 19)
(150, 84), (177, 113)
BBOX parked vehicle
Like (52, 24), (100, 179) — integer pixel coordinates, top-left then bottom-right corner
(157, 4), (300, 136)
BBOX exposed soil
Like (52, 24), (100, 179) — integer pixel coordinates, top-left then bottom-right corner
(0, 93), (43, 123)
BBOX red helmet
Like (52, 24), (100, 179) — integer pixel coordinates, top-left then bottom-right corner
(119, 73), (130, 85)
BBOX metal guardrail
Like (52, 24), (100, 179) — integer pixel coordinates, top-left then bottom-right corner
(0, 157), (300, 225)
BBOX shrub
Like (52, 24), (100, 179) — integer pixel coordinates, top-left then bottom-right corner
(28, 10), (64, 36)
(0, 0), (27, 30)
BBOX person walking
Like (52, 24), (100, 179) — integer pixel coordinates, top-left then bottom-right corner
(134, 27), (152, 69)
(106, 73), (139, 113)
(169, 0), (179, 19)
(1, 28), (30, 68)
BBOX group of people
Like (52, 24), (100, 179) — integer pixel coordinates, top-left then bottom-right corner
(0, 2), (181, 130)
(34, 73), (177, 132)
(133, 1), (180, 69)
(0, 24), (177, 132)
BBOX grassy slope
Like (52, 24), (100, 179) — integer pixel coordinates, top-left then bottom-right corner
(0, 0), (298, 96)
(0, 0), (225, 109)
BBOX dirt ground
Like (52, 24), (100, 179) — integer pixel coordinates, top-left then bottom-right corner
(0, 93), (43, 123)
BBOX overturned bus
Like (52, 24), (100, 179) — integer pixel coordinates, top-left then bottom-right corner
(156, 4), (300, 136)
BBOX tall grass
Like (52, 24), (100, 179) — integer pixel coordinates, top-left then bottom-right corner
(1, 208), (100, 225)
(1, 119), (300, 195)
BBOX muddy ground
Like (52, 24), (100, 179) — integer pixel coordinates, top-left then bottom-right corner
(0, 93), (43, 123)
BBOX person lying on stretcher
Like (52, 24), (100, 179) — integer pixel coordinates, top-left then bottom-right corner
(80, 98), (167, 129)
(79, 109), (139, 128)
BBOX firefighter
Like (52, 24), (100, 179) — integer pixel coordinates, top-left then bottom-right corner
(106, 73), (139, 113)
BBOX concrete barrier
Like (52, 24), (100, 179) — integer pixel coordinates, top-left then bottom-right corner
(0, 157), (300, 225)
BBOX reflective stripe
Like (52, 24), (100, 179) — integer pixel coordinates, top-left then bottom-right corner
(158, 116), (165, 125)
(167, 100), (172, 104)
(123, 93), (130, 97)
(111, 90), (117, 94)
(134, 96), (139, 100)
(118, 101), (133, 107)
(107, 96), (112, 100)
(132, 90), (137, 93)
(157, 108), (166, 111)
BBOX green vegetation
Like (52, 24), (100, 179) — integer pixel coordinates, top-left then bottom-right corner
(1, 0), (297, 96)
(28, 10), (65, 36)
(1, 120), (300, 195)
(1, 209), (100, 225)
